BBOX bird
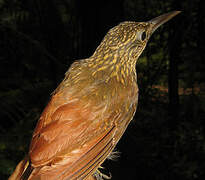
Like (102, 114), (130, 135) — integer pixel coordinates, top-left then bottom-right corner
(9, 11), (180, 180)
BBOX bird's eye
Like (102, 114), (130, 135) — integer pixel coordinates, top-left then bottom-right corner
(141, 31), (146, 41)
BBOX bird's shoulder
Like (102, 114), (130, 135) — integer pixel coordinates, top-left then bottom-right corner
(29, 57), (138, 166)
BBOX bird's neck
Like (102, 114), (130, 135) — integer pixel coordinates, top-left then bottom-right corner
(87, 49), (138, 85)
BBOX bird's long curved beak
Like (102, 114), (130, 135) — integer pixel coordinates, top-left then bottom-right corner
(148, 11), (181, 33)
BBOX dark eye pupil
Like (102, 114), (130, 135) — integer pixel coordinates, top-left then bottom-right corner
(141, 31), (146, 41)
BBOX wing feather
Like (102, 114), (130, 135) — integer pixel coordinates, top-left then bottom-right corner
(28, 95), (117, 180)
(65, 126), (116, 179)
(25, 80), (138, 180)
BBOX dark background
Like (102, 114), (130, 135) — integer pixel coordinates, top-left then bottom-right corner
(0, 0), (205, 179)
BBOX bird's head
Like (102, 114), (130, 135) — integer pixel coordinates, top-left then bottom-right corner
(92, 11), (180, 68)
(89, 11), (180, 84)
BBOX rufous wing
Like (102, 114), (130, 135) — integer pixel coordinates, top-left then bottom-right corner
(26, 95), (117, 180)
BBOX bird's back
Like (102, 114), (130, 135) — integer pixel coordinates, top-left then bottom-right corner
(22, 58), (138, 179)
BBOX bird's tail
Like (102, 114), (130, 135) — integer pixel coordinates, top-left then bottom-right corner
(8, 156), (33, 180)
(20, 161), (34, 180)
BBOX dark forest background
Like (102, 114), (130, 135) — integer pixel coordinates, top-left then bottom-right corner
(0, 0), (205, 179)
